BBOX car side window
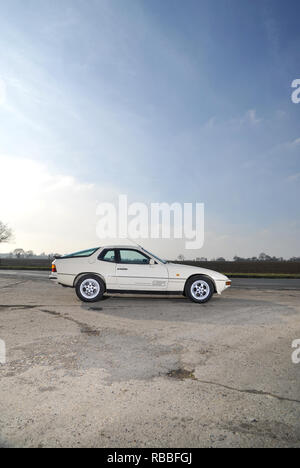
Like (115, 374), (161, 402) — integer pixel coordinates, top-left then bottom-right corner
(119, 249), (150, 264)
(99, 249), (116, 262)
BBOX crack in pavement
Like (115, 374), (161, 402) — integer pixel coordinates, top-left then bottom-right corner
(194, 379), (300, 405)
(39, 309), (100, 336)
(0, 305), (43, 310)
(0, 304), (100, 335)
(3, 303), (299, 405)
(0, 280), (29, 289)
(0, 304), (73, 308)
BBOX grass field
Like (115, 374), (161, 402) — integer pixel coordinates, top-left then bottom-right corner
(225, 272), (300, 278)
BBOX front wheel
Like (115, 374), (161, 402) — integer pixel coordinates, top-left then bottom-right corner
(75, 275), (105, 302)
(185, 276), (214, 304)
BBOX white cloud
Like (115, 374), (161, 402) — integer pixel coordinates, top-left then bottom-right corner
(230, 109), (262, 127)
(0, 155), (118, 254)
(286, 172), (300, 183)
(0, 78), (6, 105)
(287, 137), (300, 149)
(247, 109), (261, 125)
(1, 153), (299, 259)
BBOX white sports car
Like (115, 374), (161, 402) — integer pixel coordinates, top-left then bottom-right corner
(49, 245), (231, 304)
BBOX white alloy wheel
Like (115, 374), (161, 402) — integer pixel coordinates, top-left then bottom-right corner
(79, 278), (101, 300)
(190, 279), (210, 300)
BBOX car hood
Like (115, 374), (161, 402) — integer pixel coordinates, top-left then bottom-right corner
(166, 262), (228, 281)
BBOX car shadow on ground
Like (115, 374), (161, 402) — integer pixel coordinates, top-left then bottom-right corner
(79, 294), (296, 326)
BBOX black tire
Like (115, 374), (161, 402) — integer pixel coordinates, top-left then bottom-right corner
(75, 274), (105, 303)
(185, 276), (214, 304)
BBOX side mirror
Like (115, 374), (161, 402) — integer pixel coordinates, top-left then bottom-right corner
(149, 258), (156, 265)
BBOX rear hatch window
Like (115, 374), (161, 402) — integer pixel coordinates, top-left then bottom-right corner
(60, 248), (99, 259)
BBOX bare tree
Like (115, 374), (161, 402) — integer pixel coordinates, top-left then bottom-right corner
(25, 250), (35, 258)
(0, 221), (13, 243)
(13, 248), (25, 258)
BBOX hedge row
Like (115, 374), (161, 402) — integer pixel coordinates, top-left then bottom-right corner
(0, 258), (52, 268)
(171, 261), (300, 274)
(0, 258), (300, 274)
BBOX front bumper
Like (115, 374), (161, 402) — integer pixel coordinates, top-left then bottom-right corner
(215, 278), (231, 294)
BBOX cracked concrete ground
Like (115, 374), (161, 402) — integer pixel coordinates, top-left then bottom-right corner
(0, 272), (300, 447)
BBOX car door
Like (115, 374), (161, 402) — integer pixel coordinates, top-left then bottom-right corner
(95, 248), (118, 289)
(116, 249), (168, 291)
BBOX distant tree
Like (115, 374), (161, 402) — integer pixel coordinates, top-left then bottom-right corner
(216, 257), (226, 262)
(259, 253), (272, 261)
(13, 248), (25, 258)
(0, 221), (13, 243)
(177, 254), (185, 261)
(48, 253), (61, 259)
(233, 254), (286, 262)
(25, 250), (35, 257)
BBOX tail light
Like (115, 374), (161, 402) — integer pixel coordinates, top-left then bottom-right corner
(52, 263), (57, 273)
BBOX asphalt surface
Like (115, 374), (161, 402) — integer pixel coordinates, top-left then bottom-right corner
(0, 271), (299, 448)
(232, 277), (300, 290)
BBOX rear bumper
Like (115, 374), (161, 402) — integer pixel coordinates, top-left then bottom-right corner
(49, 272), (76, 286)
(49, 273), (58, 283)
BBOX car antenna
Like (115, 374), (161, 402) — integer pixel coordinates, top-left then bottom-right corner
(125, 237), (142, 249)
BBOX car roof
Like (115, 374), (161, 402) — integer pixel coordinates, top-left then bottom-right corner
(99, 245), (143, 249)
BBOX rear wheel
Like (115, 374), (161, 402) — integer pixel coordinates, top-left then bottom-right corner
(185, 276), (214, 304)
(75, 275), (105, 302)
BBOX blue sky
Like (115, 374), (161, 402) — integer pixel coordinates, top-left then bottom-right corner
(0, 0), (299, 258)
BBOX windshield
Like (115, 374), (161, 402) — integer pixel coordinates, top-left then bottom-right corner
(141, 248), (167, 264)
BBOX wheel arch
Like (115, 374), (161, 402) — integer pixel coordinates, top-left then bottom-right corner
(184, 274), (217, 296)
(73, 272), (107, 291)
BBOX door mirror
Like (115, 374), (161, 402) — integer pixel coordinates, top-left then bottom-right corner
(149, 258), (156, 265)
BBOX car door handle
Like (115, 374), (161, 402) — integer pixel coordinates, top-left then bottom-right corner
(117, 268), (128, 270)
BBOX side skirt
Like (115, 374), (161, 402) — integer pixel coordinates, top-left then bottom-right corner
(106, 289), (183, 296)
